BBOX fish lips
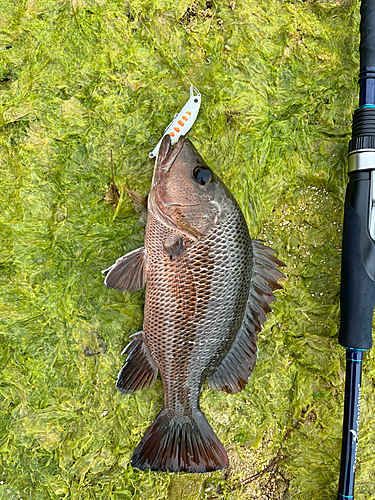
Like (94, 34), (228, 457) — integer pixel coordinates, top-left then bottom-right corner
(157, 134), (184, 172)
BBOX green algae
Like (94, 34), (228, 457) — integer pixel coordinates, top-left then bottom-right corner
(0, 0), (374, 499)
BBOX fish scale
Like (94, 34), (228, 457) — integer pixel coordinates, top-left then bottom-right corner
(144, 207), (252, 413)
(102, 135), (285, 473)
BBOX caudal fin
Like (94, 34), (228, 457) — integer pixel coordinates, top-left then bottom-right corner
(131, 408), (228, 473)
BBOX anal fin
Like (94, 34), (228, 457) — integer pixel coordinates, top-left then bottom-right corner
(116, 332), (158, 393)
(102, 246), (147, 291)
(207, 240), (285, 394)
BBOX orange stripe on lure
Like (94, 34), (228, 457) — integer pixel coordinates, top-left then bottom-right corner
(149, 85), (201, 159)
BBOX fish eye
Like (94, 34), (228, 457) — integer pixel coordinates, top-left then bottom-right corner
(193, 165), (212, 186)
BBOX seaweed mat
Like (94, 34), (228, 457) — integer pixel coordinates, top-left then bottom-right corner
(0, 0), (374, 499)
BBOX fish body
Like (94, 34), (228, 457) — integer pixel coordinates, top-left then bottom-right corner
(103, 136), (284, 473)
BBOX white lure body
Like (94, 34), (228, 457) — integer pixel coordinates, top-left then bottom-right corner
(149, 85), (201, 159)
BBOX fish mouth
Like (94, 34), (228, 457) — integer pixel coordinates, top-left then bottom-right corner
(157, 135), (185, 172)
(150, 135), (204, 241)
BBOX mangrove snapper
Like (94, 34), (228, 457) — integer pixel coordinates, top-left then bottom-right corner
(103, 135), (284, 473)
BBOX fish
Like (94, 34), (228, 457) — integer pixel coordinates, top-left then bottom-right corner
(102, 135), (285, 473)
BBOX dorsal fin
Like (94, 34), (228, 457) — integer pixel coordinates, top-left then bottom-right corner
(206, 240), (285, 394)
(102, 247), (147, 291)
(124, 187), (147, 217)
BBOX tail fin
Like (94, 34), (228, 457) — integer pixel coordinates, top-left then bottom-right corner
(131, 408), (228, 473)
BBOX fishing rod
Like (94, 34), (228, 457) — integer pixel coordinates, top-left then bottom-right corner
(337, 0), (375, 498)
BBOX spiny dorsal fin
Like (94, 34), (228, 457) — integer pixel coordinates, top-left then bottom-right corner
(102, 247), (147, 291)
(124, 187), (148, 217)
(207, 240), (285, 394)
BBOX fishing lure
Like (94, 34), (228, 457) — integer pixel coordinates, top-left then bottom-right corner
(149, 85), (201, 159)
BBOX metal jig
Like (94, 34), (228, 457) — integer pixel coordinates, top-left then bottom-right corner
(149, 85), (201, 159)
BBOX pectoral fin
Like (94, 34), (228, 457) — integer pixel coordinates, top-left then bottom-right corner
(163, 237), (197, 320)
(102, 247), (147, 290)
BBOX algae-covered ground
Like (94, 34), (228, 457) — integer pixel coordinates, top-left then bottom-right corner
(1, 0), (374, 498)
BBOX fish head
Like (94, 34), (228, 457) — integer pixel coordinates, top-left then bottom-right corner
(149, 135), (233, 241)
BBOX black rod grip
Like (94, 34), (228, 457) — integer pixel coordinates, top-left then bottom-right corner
(360, 0), (375, 68)
(339, 171), (375, 349)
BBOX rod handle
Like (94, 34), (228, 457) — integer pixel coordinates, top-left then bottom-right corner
(339, 171), (375, 349)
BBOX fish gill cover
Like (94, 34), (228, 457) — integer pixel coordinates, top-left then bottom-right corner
(0, 0), (374, 499)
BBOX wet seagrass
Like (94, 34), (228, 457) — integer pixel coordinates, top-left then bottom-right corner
(103, 135), (284, 473)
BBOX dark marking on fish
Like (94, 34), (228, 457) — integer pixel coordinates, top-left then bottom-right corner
(163, 236), (197, 321)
